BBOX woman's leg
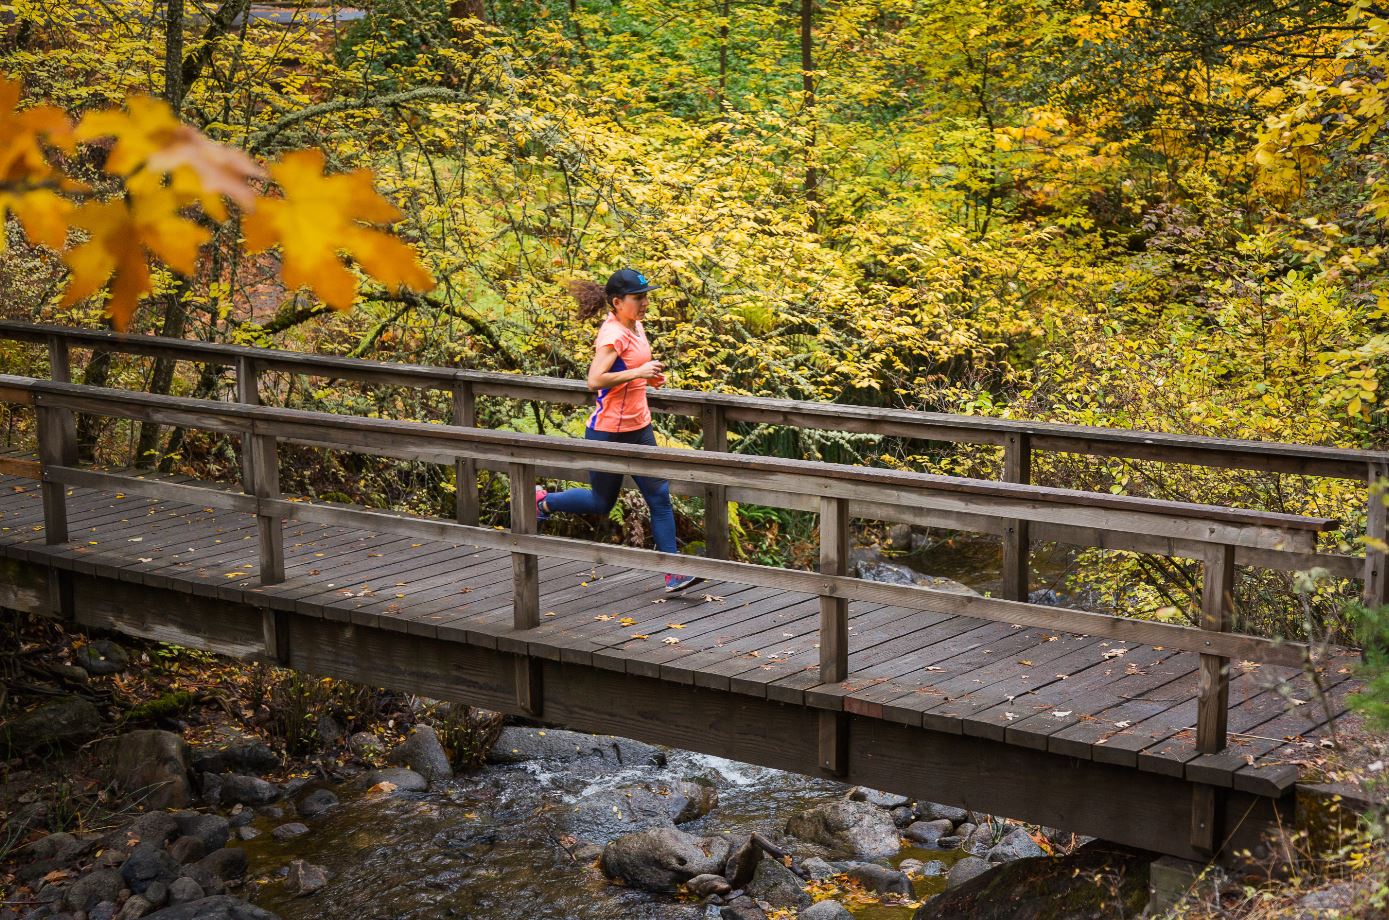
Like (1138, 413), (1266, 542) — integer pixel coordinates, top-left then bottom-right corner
(630, 426), (679, 555)
(539, 428), (623, 515)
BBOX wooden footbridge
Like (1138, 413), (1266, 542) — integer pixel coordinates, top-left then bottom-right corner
(0, 321), (1383, 863)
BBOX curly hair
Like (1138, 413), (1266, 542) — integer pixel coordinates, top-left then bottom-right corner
(567, 279), (610, 321)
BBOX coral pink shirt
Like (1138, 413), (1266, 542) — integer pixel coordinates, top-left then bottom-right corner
(588, 313), (653, 433)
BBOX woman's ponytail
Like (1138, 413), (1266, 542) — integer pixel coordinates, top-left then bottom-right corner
(568, 279), (609, 321)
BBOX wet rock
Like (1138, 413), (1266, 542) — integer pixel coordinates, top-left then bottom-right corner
(284, 860), (328, 897)
(890, 805), (915, 827)
(359, 768), (427, 792)
(226, 806), (252, 829)
(120, 843), (181, 894)
(347, 732), (384, 760)
(599, 827), (731, 893)
(115, 895), (153, 920)
(955, 821), (978, 840)
(200, 772), (223, 805)
(844, 863), (912, 896)
(964, 823), (995, 856)
(916, 802), (968, 825)
(165, 837), (205, 867)
(173, 813), (229, 854)
(236, 828), (260, 841)
(561, 780), (717, 843)
(139, 896), (281, 920)
(488, 727), (665, 769)
(216, 775), (279, 807)
(387, 725), (452, 787)
(719, 895), (766, 920)
(947, 856), (991, 888)
(179, 847), (246, 896)
(89, 901), (119, 920)
(686, 874), (731, 899)
(65, 869), (124, 912)
(143, 882), (168, 908)
(905, 819), (955, 847)
(722, 836), (762, 888)
(745, 858), (811, 910)
(854, 560), (918, 586)
(3, 696), (102, 754)
(913, 575), (979, 595)
(189, 740), (279, 777)
(848, 787), (910, 810)
(785, 801), (900, 858)
(914, 841), (1155, 919)
(803, 901), (854, 920)
(800, 857), (836, 880)
(166, 878), (203, 906)
(74, 640), (129, 675)
(297, 789), (338, 818)
(254, 805), (285, 819)
(25, 832), (87, 864)
(127, 814), (180, 849)
(986, 826), (1044, 863)
(271, 823), (308, 840)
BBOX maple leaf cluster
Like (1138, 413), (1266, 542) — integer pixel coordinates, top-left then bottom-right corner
(0, 75), (433, 330)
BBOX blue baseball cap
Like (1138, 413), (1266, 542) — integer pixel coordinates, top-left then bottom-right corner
(605, 268), (658, 297)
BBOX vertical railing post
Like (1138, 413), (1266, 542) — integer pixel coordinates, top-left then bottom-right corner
(1001, 432), (1031, 602)
(508, 461), (542, 715)
(818, 495), (850, 775)
(452, 380), (480, 526)
(46, 335), (77, 466)
(1197, 544), (1235, 754)
(236, 357), (259, 491)
(701, 402), (730, 559)
(36, 405), (71, 545)
(1366, 462), (1388, 611)
(247, 431), (284, 585)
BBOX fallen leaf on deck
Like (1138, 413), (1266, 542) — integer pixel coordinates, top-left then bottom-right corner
(1114, 720), (1132, 728)
(619, 617), (637, 627)
(663, 637), (679, 645)
(630, 633), (649, 640)
(1004, 712), (1016, 720)
(1018, 659), (1033, 666)
(667, 623), (686, 629)
(1052, 710), (1072, 718)
(594, 614), (614, 621)
(1102, 648), (1128, 659)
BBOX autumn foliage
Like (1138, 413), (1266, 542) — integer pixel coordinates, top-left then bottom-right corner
(0, 75), (432, 330)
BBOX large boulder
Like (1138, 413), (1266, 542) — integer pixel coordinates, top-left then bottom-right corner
(986, 826), (1045, 863)
(298, 788), (339, 818)
(916, 802), (968, 824)
(488, 727), (665, 769)
(745, 857), (811, 910)
(104, 730), (192, 809)
(120, 842), (182, 894)
(599, 827), (731, 892)
(65, 868), (124, 912)
(141, 896), (281, 920)
(75, 639), (130, 675)
(2, 696), (102, 754)
(915, 842), (1156, 920)
(191, 740), (279, 776)
(216, 774), (280, 806)
(359, 767), (428, 793)
(179, 847), (247, 896)
(173, 813), (230, 854)
(946, 856), (991, 889)
(905, 819), (955, 847)
(844, 862), (913, 896)
(387, 725), (452, 787)
(848, 786), (910, 809)
(785, 801), (900, 858)
(560, 780), (717, 843)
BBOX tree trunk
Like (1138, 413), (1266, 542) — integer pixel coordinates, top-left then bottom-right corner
(165, 0), (185, 112)
(718, 0), (730, 110)
(134, 279), (190, 467)
(800, 0), (816, 207)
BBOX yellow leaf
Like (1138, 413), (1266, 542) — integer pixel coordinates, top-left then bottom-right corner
(1, 189), (73, 250)
(619, 617), (637, 627)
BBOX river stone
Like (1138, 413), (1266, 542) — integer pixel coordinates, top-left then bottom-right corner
(360, 767), (428, 792)
(803, 901), (854, 920)
(387, 725), (452, 787)
(167, 877), (204, 905)
(191, 741), (279, 777)
(844, 862), (912, 896)
(284, 860), (328, 897)
(916, 802), (968, 825)
(271, 823), (308, 840)
(26, 831), (88, 863)
(3, 696), (102, 754)
(562, 779), (717, 843)
(180, 847), (247, 895)
(964, 823), (995, 856)
(144, 881), (169, 908)
(139, 895), (282, 920)
(745, 857), (811, 910)
(599, 827), (731, 893)
(237, 827), (260, 841)
(116, 894), (154, 920)
(686, 873), (731, 898)
(946, 856), (991, 888)
(719, 896), (766, 920)
(217, 774), (279, 806)
(348, 731), (384, 760)
(847, 786), (910, 810)
(65, 868), (124, 912)
(124, 813), (180, 849)
(722, 835), (762, 888)
(855, 560), (919, 585)
(905, 819), (954, 846)
(90, 900), (120, 920)
(801, 856), (836, 880)
(316, 713), (345, 746)
(914, 841), (1155, 919)
(166, 836), (205, 866)
(75, 640), (130, 675)
(120, 842), (181, 894)
(986, 826), (1044, 863)
(890, 805), (915, 827)
(298, 788), (339, 818)
(173, 813), (230, 854)
(785, 801), (900, 858)
(487, 727), (665, 769)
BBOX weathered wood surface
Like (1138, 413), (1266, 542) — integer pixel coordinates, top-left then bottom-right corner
(0, 475), (1351, 797)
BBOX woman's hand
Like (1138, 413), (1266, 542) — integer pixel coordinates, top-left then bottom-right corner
(633, 360), (665, 380)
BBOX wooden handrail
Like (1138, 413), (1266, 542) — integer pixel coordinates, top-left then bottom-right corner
(0, 373), (1363, 758)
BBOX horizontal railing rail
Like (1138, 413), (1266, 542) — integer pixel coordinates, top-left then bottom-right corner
(1, 320), (1384, 608)
(0, 373), (1363, 773)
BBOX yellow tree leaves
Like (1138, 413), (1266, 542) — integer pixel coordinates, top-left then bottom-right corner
(0, 74), (434, 330)
(244, 150), (432, 311)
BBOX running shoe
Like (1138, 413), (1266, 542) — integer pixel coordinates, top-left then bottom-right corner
(664, 573), (704, 593)
(535, 486), (550, 521)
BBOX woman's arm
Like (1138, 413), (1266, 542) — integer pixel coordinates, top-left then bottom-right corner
(587, 344), (663, 390)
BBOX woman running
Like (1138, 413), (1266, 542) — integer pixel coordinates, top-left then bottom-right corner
(536, 268), (703, 593)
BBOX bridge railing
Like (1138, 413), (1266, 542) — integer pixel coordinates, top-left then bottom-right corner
(0, 374), (1352, 787)
(0, 320), (1384, 614)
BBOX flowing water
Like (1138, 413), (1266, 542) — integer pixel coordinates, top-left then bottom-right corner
(242, 536), (1068, 919)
